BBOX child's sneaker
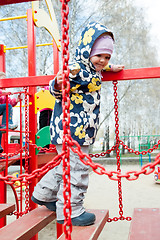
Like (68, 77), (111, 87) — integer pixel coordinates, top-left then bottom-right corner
(0, 146), (3, 153)
(0, 123), (18, 132)
(8, 123), (18, 130)
(31, 195), (56, 211)
(57, 211), (96, 226)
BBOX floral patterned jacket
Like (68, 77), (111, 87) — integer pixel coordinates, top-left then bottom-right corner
(49, 22), (114, 146)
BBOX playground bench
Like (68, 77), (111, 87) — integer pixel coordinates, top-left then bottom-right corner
(128, 208), (160, 240)
(58, 209), (109, 240)
(0, 204), (15, 219)
(0, 207), (108, 240)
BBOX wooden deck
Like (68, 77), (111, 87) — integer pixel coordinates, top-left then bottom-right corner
(128, 208), (160, 240)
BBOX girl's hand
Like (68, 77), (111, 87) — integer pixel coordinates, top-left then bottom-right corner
(54, 71), (63, 90)
(17, 94), (22, 103)
(112, 65), (125, 72)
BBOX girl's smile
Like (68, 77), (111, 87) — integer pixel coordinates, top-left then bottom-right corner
(90, 54), (111, 72)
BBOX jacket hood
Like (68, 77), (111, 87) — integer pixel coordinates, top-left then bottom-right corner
(74, 22), (114, 67)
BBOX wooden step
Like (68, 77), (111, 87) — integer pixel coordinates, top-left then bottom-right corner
(37, 152), (57, 167)
(58, 209), (109, 240)
(0, 204), (15, 219)
(0, 206), (56, 240)
(128, 208), (160, 240)
(0, 151), (57, 172)
(0, 156), (21, 172)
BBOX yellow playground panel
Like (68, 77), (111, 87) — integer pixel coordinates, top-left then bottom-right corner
(35, 89), (56, 114)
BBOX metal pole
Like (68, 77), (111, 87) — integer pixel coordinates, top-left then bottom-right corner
(27, 9), (38, 240)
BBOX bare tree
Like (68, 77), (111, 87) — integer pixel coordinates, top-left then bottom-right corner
(96, 0), (160, 147)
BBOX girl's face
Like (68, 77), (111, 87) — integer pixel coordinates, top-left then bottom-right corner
(90, 54), (111, 72)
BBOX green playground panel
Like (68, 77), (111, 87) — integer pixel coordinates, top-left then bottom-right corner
(35, 126), (51, 154)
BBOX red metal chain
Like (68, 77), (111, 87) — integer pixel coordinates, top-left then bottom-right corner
(89, 144), (116, 158)
(108, 81), (129, 221)
(113, 80), (124, 221)
(90, 139), (160, 158)
(90, 140), (160, 158)
(119, 139), (160, 155)
(1, 141), (160, 184)
(60, 0), (72, 239)
(24, 87), (30, 213)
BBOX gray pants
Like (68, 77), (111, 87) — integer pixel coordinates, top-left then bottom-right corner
(32, 145), (89, 220)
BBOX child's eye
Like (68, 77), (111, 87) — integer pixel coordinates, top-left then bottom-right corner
(105, 56), (111, 60)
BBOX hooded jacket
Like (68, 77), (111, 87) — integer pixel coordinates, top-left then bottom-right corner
(49, 22), (114, 146)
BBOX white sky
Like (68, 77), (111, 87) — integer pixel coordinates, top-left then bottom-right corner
(133, 0), (160, 59)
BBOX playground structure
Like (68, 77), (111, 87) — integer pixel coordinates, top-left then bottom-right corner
(0, 0), (160, 240)
(0, 0), (60, 238)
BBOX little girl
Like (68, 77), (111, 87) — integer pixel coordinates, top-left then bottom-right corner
(32, 22), (124, 226)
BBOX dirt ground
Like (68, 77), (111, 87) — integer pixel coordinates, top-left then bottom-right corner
(7, 163), (160, 239)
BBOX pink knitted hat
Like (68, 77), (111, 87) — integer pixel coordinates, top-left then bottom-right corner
(90, 35), (114, 58)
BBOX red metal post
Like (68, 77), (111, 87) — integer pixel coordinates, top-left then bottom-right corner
(0, 44), (6, 227)
(27, 8), (38, 240)
(0, 44), (6, 155)
(27, 7), (37, 210)
(57, 223), (63, 239)
(0, 45), (6, 72)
